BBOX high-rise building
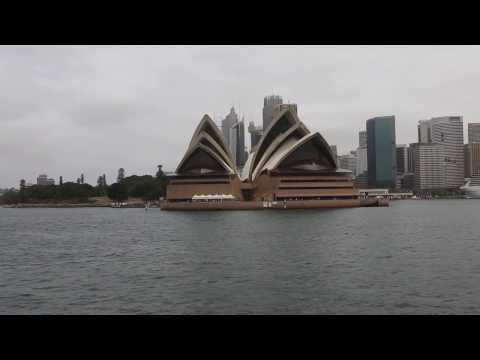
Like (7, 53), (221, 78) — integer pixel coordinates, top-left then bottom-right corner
(229, 123), (238, 166)
(355, 130), (368, 186)
(407, 145), (416, 173)
(366, 116), (396, 189)
(222, 107), (246, 168)
(396, 145), (413, 190)
(417, 120), (431, 143)
(359, 131), (367, 149)
(221, 107), (239, 147)
(396, 145), (409, 174)
(237, 118), (247, 167)
(465, 143), (480, 185)
(263, 95), (283, 130)
(338, 151), (357, 175)
(230, 121), (247, 167)
(418, 116), (464, 189)
(248, 122), (263, 150)
(37, 174), (55, 186)
(468, 123), (480, 144)
(411, 142), (446, 190)
(355, 147), (368, 177)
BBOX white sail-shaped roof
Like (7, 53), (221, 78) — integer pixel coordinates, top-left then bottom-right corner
(263, 132), (337, 173)
(246, 109), (301, 181)
(192, 131), (236, 171)
(251, 122), (309, 181)
(176, 143), (235, 175)
(176, 114), (236, 175)
(174, 109), (337, 180)
(188, 114), (233, 160)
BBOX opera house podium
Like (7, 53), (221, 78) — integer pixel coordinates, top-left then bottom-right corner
(161, 109), (383, 210)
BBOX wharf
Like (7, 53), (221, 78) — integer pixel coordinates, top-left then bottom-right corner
(160, 198), (388, 211)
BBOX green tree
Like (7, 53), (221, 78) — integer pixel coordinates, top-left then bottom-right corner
(0, 189), (20, 204)
(107, 183), (128, 202)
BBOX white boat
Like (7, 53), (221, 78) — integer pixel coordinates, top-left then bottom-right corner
(460, 180), (480, 199)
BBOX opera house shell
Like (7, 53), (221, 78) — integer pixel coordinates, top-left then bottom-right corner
(162, 108), (379, 210)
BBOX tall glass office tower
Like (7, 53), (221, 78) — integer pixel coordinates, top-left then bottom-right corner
(366, 116), (397, 189)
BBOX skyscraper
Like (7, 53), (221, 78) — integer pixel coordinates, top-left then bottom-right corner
(263, 95), (283, 130)
(237, 118), (247, 167)
(411, 142), (446, 190)
(221, 107), (239, 147)
(468, 123), (480, 144)
(338, 151), (357, 175)
(222, 107), (246, 168)
(359, 131), (367, 149)
(407, 145), (416, 173)
(356, 148), (368, 177)
(465, 143), (480, 185)
(418, 116), (464, 188)
(355, 130), (368, 180)
(248, 121), (263, 150)
(396, 145), (409, 174)
(366, 116), (396, 189)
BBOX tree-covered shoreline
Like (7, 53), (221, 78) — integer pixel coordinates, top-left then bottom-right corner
(0, 171), (168, 205)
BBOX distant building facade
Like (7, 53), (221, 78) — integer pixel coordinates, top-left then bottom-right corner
(465, 143), (480, 186)
(418, 116), (464, 189)
(407, 145), (416, 173)
(358, 131), (367, 149)
(355, 130), (368, 183)
(338, 151), (356, 175)
(222, 107), (247, 168)
(396, 145), (409, 174)
(262, 95), (283, 130)
(230, 119), (248, 167)
(468, 123), (480, 144)
(37, 174), (55, 186)
(355, 148), (367, 178)
(248, 122), (263, 150)
(221, 107), (239, 148)
(366, 116), (397, 189)
(411, 142), (446, 190)
(395, 144), (414, 190)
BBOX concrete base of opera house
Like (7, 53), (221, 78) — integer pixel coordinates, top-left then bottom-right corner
(159, 198), (388, 211)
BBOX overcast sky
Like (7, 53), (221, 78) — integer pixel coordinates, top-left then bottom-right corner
(1, 45), (479, 188)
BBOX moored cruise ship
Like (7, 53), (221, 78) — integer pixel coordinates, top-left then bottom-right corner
(460, 179), (480, 199)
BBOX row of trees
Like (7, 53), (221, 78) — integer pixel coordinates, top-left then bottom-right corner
(0, 166), (168, 205)
(107, 174), (168, 202)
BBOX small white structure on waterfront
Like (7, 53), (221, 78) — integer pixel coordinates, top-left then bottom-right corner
(192, 194), (235, 202)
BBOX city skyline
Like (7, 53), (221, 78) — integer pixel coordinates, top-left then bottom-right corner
(3, 45), (480, 188)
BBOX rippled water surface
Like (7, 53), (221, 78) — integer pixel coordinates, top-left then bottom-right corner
(1, 200), (480, 314)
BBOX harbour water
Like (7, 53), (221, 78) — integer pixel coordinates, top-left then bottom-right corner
(1, 200), (480, 314)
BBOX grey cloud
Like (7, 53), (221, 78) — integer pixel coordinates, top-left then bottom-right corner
(1, 45), (480, 188)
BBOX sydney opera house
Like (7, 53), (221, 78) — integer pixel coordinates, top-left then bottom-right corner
(161, 108), (382, 210)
